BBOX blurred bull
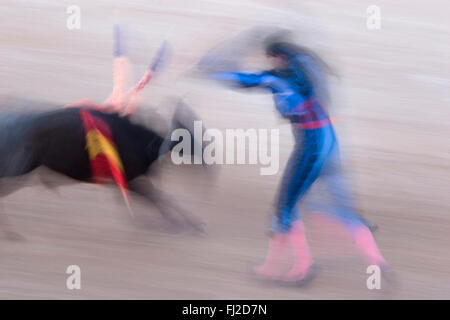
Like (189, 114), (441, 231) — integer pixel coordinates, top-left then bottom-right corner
(0, 100), (206, 240)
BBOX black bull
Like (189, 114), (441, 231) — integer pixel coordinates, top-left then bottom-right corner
(0, 105), (206, 239)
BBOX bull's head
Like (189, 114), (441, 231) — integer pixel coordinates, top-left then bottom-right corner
(158, 100), (207, 167)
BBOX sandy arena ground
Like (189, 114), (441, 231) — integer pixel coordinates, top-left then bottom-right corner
(0, 0), (449, 299)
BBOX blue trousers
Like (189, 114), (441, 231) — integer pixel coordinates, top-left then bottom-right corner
(271, 125), (364, 234)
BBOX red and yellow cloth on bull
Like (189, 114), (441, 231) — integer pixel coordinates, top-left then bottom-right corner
(79, 109), (129, 206)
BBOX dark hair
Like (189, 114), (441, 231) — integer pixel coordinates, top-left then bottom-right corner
(265, 41), (334, 103)
(266, 41), (299, 59)
(265, 41), (334, 74)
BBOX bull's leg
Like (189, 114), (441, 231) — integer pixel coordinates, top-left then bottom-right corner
(128, 177), (205, 233)
(0, 176), (30, 241)
(0, 148), (39, 241)
(0, 206), (24, 241)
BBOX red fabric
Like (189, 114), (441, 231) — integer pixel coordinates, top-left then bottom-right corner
(79, 109), (129, 198)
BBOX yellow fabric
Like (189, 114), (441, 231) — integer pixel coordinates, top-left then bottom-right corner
(85, 129), (124, 172)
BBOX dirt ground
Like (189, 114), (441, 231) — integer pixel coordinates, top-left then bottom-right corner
(0, 0), (449, 299)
